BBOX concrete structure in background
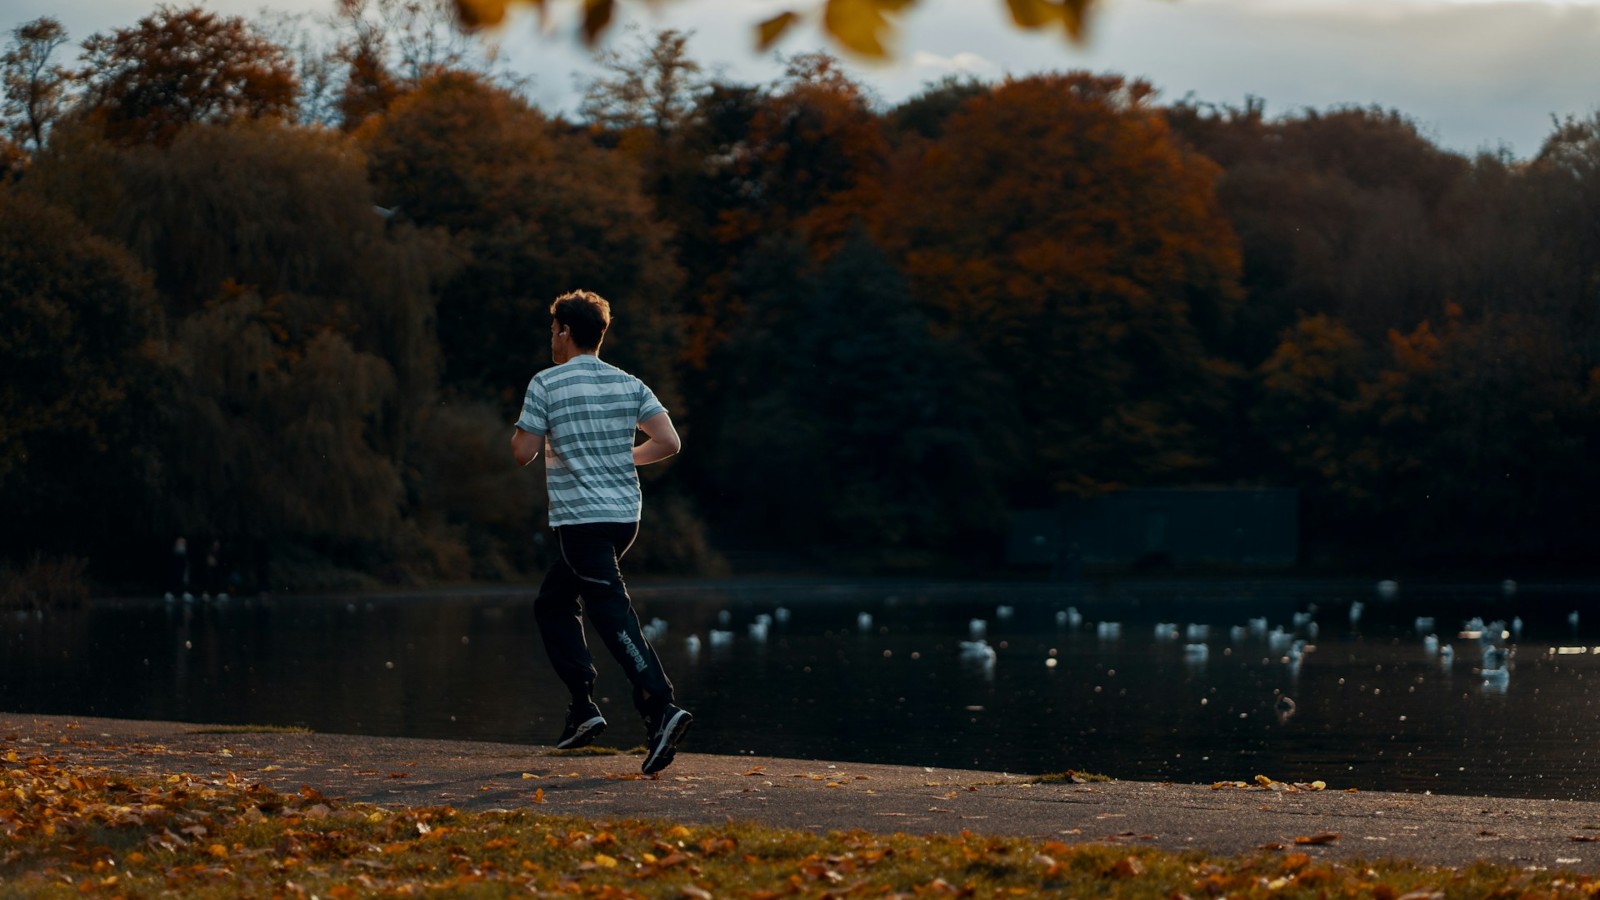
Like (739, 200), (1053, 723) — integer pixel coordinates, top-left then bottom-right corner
(1009, 488), (1299, 574)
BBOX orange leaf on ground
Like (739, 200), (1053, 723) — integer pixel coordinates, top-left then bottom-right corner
(1113, 856), (1144, 877)
(1294, 833), (1340, 845)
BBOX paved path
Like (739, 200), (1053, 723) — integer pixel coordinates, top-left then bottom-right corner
(5, 712), (1600, 872)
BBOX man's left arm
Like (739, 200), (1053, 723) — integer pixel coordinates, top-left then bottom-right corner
(634, 412), (681, 466)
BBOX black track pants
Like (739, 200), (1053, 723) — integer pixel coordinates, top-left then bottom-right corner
(533, 521), (674, 717)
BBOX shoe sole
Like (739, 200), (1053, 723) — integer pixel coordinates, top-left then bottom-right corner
(641, 709), (693, 775)
(556, 716), (606, 750)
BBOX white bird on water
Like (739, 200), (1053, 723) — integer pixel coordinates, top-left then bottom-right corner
(959, 639), (998, 670)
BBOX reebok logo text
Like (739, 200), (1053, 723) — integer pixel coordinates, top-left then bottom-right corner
(617, 631), (649, 673)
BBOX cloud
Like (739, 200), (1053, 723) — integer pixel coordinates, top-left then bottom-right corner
(909, 50), (997, 75)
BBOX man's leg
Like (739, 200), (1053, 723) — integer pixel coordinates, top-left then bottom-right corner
(532, 551), (597, 703)
(556, 522), (675, 716)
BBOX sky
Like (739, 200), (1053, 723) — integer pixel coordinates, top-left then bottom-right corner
(8, 0), (1600, 158)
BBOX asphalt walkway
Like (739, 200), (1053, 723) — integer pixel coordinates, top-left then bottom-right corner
(5, 712), (1600, 872)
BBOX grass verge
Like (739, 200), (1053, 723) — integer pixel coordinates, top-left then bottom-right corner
(2, 752), (1595, 898)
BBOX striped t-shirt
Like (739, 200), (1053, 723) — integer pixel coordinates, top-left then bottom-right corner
(516, 354), (666, 527)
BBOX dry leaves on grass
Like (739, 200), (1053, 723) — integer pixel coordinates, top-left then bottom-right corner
(7, 749), (1600, 899)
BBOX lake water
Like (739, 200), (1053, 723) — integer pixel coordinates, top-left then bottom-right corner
(3, 578), (1598, 801)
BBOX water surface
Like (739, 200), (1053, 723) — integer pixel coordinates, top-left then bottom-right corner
(4, 579), (1597, 800)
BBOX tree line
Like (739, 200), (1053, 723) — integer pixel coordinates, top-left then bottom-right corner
(2, 5), (1596, 595)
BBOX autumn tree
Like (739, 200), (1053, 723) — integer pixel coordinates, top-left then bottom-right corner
(1, 17), (70, 155)
(710, 232), (1016, 555)
(879, 72), (1243, 496)
(1250, 313), (1370, 538)
(0, 187), (169, 574)
(1167, 103), (1472, 360)
(1350, 311), (1593, 559)
(360, 70), (683, 404)
(673, 54), (888, 365)
(330, 0), (517, 129)
(254, 10), (345, 127)
(76, 5), (298, 146)
(578, 27), (704, 144)
(884, 75), (986, 142)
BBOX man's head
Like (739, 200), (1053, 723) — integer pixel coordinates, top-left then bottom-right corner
(549, 290), (611, 362)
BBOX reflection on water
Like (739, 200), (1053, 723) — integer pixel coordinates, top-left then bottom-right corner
(3, 579), (1598, 801)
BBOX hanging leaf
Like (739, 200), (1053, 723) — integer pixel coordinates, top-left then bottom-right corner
(1062, 0), (1094, 40)
(581, 0), (615, 45)
(757, 11), (803, 50)
(453, 0), (511, 29)
(1005, 0), (1095, 41)
(822, 0), (918, 58)
(1005, 0), (1062, 28)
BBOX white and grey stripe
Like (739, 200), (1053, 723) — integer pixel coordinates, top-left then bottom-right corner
(517, 355), (665, 527)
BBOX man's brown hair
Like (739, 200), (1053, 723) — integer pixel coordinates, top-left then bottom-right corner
(550, 290), (611, 350)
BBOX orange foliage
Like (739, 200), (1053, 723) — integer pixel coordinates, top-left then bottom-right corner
(876, 72), (1242, 491)
(77, 6), (298, 147)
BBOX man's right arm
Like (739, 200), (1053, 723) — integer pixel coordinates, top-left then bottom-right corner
(511, 427), (543, 466)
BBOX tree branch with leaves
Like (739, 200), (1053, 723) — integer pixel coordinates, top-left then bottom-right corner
(450, 0), (1097, 57)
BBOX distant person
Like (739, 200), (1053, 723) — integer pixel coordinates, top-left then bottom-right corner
(166, 536), (190, 601)
(510, 289), (692, 776)
(202, 540), (227, 600)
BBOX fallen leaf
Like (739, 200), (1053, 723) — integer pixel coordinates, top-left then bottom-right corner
(1112, 856), (1144, 877)
(1294, 833), (1340, 845)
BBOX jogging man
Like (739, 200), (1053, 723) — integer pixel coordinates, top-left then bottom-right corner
(510, 289), (692, 775)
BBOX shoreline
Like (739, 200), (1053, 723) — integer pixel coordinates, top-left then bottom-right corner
(6, 711), (1600, 872)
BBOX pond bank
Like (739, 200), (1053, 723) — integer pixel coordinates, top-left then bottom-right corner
(5, 711), (1599, 873)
